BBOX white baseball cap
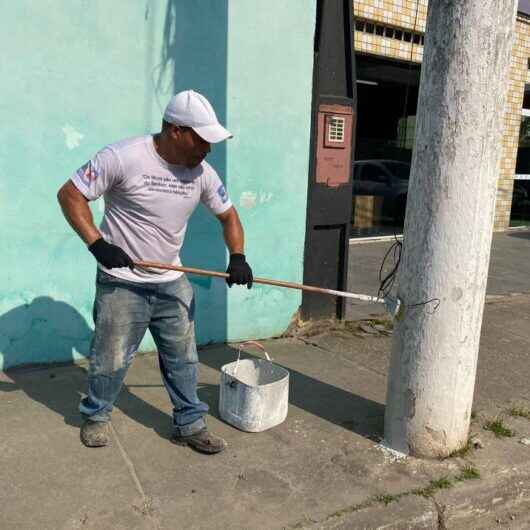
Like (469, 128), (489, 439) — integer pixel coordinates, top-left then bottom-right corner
(163, 90), (232, 144)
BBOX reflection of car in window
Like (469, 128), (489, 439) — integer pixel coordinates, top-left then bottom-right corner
(513, 182), (528, 206)
(511, 181), (530, 218)
(353, 160), (411, 223)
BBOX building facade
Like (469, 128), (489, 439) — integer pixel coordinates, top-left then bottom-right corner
(351, 0), (530, 235)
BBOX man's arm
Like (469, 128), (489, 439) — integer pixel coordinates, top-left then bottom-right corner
(216, 206), (244, 254)
(216, 206), (253, 288)
(57, 180), (133, 269)
(57, 180), (102, 245)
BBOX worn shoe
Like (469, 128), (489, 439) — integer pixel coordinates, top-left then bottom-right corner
(80, 419), (110, 447)
(171, 428), (227, 454)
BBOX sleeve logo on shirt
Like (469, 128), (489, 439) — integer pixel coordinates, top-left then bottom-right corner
(217, 184), (229, 204)
(77, 160), (99, 186)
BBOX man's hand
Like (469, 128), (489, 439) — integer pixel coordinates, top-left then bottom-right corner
(88, 238), (134, 270)
(226, 253), (253, 289)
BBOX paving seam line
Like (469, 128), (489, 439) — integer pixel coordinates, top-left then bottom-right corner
(109, 422), (160, 529)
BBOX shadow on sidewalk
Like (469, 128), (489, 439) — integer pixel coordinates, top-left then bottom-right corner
(0, 298), (175, 439)
(0, 299), (384, 443)
(198, 346), (386, 442)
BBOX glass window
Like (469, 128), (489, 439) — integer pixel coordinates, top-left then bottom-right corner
(352, 55), (420, 238)
(353, 163), (365, 181)
(510, 84), (530, 227)
(515, 114), (530, 176)
(510, 180), (530, 228)
(384, 161), (411, 180)
(362, 163), (386, 182)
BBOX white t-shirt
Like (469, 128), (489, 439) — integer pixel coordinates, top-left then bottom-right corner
(70, 135), (232, 283)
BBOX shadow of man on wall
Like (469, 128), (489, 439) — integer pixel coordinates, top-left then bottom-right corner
(156, 0), (230, 346)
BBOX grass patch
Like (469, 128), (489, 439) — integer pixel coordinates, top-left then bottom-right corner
(508, 406), (530, 419)
(289, 515), (317, 528)
(414, 476), (452, 498)
(483, 419), (515, 438)
(341, 318), (393, 336)
(430, 477), (452, 490)
(133, 496), (155, 516)
(374, 494), (400, 505)
(298, 465), (484, 528)
(455, 466), (481, 481)
(448, 435), (475, 458)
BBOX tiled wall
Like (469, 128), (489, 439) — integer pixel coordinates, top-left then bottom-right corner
(495, 18), (530, 230)
(354, 25), (424, 63)
(353, 1), (530, 231)
(354, 0), (428, 32)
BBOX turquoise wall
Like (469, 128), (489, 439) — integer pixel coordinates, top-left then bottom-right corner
(0, 1), (315, 369)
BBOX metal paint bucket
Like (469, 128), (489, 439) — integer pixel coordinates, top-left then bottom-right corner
(219, 341), (289, 432)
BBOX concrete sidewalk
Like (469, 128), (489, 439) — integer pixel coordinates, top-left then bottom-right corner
(2, 294), (530, 529)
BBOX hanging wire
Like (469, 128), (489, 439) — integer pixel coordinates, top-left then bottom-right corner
(377, 231), (402, 300)
(408, 298), (441, 314)
(377, 231), (440, 316)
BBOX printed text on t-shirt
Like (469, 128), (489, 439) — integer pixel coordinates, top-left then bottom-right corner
(142, 174), (194, 197)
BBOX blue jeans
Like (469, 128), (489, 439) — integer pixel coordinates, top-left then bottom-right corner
(79, 269), (208, 436)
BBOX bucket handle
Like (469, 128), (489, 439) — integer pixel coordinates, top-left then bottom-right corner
(233, 340), (272, 377)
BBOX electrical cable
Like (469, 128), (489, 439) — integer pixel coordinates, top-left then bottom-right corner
(377, 233), (402, 300)
(376, 233), (440, 317)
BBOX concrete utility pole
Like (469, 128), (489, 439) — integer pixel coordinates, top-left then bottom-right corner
(384, 0), (517, 458)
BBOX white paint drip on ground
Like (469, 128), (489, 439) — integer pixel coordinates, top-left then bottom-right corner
(376, 441), (408, 463)
(62, 125), (84, 150)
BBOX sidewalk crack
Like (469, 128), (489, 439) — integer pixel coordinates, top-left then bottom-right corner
(433, 499), (447, 530)
(109, 423), (160, 529)
(296, 336), (330, 352)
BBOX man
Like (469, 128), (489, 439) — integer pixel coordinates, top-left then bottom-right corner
(57, 90), (253, 454)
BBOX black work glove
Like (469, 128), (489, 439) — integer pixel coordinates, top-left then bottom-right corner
(226, 253), (253, 289)
(88, 238), (134, 270)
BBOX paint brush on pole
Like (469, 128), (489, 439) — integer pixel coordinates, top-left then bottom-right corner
(133, 260), (402, 318)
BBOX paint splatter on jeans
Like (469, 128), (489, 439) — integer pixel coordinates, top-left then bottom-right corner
(79, 269), (208, 436)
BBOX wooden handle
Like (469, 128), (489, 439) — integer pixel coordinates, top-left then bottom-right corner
(135, 260), (333, 295)
(133, 260), (381, 302)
